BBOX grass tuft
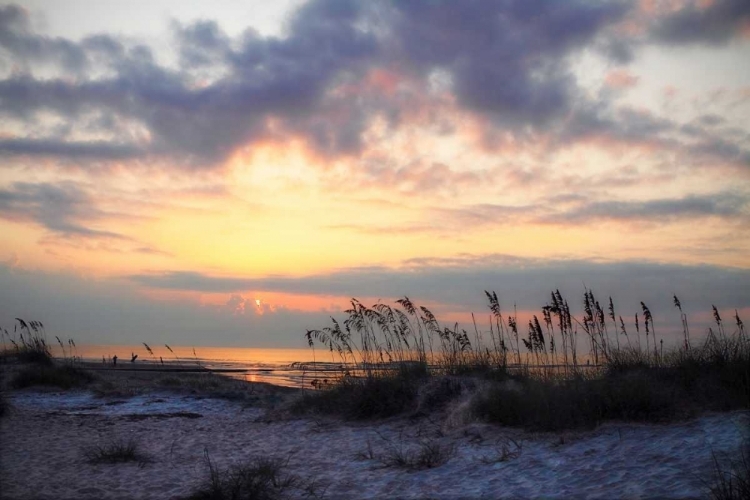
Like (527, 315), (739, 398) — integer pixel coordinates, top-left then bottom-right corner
(84, 438), (150, 465)
(188, 451), (301, 500)
(377, 439), (455, 470)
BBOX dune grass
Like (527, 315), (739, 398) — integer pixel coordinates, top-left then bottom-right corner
(0, 317), (94, 389)
(1, 318), (54, 366)
(187, 452), (305, 500)
(299, 291), (749, 429)
(11, 363), (95, 390)
(84, 438), (151, 465)
(709, 441), (750, 500)
(0, 391), (8, 418)
(291, 364), (424, 419)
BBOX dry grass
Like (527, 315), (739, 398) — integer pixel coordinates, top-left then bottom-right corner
(84, 438), (151, 465)
(300, 291), (749, 429)
(187, 451), (316, 500)
(368, 434), (455, 471)
(709, 441), (750, 500)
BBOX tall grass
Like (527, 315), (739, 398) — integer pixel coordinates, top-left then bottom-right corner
(300, 290), (748, 425)
(1, 318), (52, 365)
(1, 318), (94, 389)
(1, 318), (83, 365)
(709, 441), (750, 500)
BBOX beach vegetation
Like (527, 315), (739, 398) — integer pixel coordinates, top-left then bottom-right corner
(300, 291), (749, 429)
(378, 439), (455, 470)
(291, 369), (420, 419)
(188, 451), (305, 500)
(709, 441), (750, 500)
(84, 438), (151, 465)
(11, 363), (94, 389)
(1, 318), (53, 365)
(0, 391), (8, 418)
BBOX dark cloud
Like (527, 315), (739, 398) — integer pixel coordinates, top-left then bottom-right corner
(559, 104), (750, 170)
(651, 0), (750, 46)
(0, 0), (748, 174)
(128, 257), (750, 328)
(387, 0), (630, 127)
(0, 4), (87, 72)
(173, 20), (231, 69)
(4, 258), (749, 348)
(545, 193), (749, 225)
(0, 264), (330, 348)
(0, 181), (127, 239)
(0, 0), (633, 167)
(0, 138), (142, 160)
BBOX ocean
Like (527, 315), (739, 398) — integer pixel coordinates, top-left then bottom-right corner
(50, 343), (342, 388)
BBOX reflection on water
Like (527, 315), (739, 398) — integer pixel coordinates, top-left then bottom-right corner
(51, 344), (602, 388)
(52, 344), (335, 388)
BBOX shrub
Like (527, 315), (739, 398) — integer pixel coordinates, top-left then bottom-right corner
(471, 370), (683, 432)
(11, 364), (94, 389)
(291, 372), (420, 420)
(416, 376), (464, 412)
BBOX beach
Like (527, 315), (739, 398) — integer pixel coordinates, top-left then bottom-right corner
(1, 365), (747, 499)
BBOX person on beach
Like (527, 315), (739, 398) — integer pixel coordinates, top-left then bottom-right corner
(113, 355), (117, 366)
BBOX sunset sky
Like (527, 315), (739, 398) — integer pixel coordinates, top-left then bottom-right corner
(1, 0), (749, 348)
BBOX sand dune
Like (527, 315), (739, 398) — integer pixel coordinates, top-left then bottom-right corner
(1, 389), (747, 499)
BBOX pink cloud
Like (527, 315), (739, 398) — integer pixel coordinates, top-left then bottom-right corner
(605, 70), (640, 89)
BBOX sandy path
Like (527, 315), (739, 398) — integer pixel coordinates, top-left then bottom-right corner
(1, 390), (747, 499)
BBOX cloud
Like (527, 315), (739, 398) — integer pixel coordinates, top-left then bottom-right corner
(650, 0), (750, 46)
(1, 0), (748, 175)
(386, 0), (630, 127)
(128, 256), (750, 316)
(604, 69), (640, 89)
(0, 4), (87, 72)
(0, 138), (143, 160)
(0, 181), (128, 239)
(0, 0), (634, 168)
(542, 192), (750, 225)
(0, 264), (330, 347)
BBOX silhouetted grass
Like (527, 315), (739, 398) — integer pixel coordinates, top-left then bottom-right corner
(12, 363), (95, 389)
(0, 391), (8, 418)
(378, 439), (455, 470)
(84, 438), (150, 465)
(188, 452), (301, 500)
(301, 292), (748, 429)
(1, 318), (53, 365)
(709, 441), (750, 500)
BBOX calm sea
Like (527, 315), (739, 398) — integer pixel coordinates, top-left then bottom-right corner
(50, 344), (342, 388)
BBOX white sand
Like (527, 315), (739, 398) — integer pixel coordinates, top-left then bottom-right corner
(1, 390), (747, 499)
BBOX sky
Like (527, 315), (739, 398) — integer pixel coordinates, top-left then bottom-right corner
(1, 0), (749, 349)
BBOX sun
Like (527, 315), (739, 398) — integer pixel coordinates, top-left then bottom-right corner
(255, 299), (262, 307)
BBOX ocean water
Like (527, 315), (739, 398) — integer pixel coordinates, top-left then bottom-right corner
(50, 344), (344, 388)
